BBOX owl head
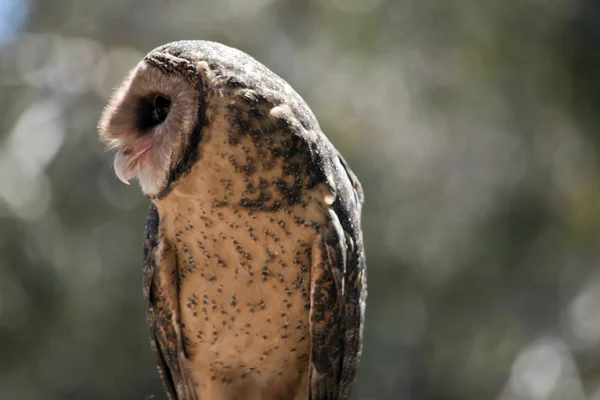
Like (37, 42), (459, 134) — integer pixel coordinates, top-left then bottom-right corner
(99, 40), (318, 200)
(98, 44), (209, 198)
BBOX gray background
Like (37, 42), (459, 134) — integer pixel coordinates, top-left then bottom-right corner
(1, 0), (600, 399)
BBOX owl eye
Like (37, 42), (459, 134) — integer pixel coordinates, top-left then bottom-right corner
(136, 95), (172, 131)
(154, 96), (171, 123)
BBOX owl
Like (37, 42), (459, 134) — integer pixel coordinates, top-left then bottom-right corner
(98, 40), (366, 400)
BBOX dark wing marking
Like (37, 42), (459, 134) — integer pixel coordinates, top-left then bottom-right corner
(143, 204), (188, 400)
(337, 154), (365, 209)
(309, 156), (367, 400)
(333, 155), (366, 400)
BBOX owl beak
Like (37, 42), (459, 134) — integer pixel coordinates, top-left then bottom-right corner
(113, 141), (152, 185)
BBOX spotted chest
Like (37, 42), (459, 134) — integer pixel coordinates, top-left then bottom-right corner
(155, 193), (327, 398)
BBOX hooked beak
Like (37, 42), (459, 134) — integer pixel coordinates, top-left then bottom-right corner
(113, 140), (152, 185)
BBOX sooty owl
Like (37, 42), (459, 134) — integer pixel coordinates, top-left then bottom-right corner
(98, 40), (366, 400)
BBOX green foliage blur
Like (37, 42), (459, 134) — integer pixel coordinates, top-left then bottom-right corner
(1, 0), (600, 399)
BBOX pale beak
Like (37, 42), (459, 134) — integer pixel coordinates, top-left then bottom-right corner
(113, 141), (152, 185)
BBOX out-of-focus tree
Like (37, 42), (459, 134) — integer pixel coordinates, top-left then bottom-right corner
(2, 0), (600, 399)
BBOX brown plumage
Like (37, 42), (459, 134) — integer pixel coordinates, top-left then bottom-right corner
(98, 40), (366, 400)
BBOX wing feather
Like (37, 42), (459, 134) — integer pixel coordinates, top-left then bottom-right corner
(309, 155), (366, 400)
(143, 204), (189, 400)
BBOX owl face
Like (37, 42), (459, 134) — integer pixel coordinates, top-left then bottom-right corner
(99, 59), (199, 197)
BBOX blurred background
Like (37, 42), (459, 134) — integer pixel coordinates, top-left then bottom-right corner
(1, 0), (600, 399)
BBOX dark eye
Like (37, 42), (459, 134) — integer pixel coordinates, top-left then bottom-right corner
(154, 96), (171, 123)
(136, 95), (172, 131)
